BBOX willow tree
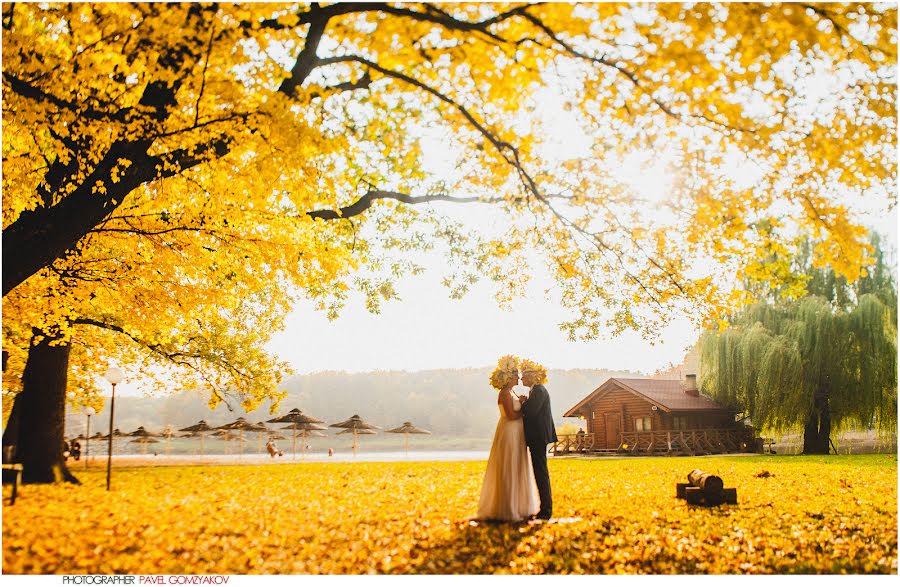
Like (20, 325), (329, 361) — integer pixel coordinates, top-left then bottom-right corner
(700, 237), (897, 454)
(2, 3), (896, 480)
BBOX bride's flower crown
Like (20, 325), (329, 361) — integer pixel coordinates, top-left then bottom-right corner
(489, 355), (519, 391)
(520, 358), (547, 385)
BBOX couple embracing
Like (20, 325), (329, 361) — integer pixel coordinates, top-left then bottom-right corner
(477, 356), (558, 522)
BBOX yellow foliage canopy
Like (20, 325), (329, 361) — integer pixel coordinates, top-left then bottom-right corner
(1, 3), (895, 406)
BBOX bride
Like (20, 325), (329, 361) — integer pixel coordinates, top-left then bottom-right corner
(476, 355), (540, 521)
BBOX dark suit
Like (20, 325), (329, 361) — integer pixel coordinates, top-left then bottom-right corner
(521, 383), (557, 518)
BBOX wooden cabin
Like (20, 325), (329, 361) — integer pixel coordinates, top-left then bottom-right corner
(557, 375), (762, 456)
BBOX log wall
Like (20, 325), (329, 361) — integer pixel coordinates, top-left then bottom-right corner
(576, 385), (736, 449)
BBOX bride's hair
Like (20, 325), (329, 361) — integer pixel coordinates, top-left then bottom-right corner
(489, 355), (519, 391)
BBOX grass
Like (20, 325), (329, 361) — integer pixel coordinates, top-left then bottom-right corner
(3, 454), (897, 574)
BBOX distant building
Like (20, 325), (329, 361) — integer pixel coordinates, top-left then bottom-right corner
(558, 374), (761, 455)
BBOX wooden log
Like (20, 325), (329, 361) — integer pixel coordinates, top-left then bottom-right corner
(687, 469), (724, 498)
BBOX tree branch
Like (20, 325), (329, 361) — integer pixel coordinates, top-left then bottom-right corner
(2, 72), (130, 122)
(278, 9), (330, 97)
(307, 190), (489, 221)
(3, 3), (14, 31)
(516, 11), (681, 119)
(193, 25), (217, 127)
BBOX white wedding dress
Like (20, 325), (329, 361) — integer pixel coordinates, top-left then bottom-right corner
(476, 392), (540, 521)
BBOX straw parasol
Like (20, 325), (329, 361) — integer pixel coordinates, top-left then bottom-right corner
(179, 420), (215, 456)
(127, 426), (161, 437)
(98, 428), (128, 440)
(129, 436), (160, 454)
(267, 409), (326, 460)
(386, 421), (432, 456)
(330, 415), (380, 456)
(215, 418), (260, 457)
(279, 422), (329, 459)
(290, 428), (327, 451)
(210, 429), (241, 454)
(253, 421), (273, 454)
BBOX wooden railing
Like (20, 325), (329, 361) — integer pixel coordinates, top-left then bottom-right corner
(551, 433), (597, 454)
(552, 428), (761, 456)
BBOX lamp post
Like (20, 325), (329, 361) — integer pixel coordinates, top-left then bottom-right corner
(103, 367), (124, 491)
(84, 407), (96, 467)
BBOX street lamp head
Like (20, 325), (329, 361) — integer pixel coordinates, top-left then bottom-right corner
(85, 407), (96, 416)
(103, 367), (124, 385)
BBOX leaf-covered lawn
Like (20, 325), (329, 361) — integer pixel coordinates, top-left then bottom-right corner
(3, 455), (896, 574)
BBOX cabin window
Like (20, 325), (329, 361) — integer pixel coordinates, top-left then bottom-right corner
(634, 416), (651, 431)
(673, 416), (688, 430)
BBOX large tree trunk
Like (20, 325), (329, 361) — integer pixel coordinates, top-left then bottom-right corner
(802, 389), (832, 455)
(1, 330), (79, 484)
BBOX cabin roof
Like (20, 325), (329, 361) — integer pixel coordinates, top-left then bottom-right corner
(563, 377), (733, 417)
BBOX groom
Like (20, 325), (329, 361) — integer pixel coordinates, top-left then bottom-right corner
(519, 364), (557, 520)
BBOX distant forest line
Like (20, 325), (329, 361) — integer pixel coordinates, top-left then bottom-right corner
(64, 367), (651, 441)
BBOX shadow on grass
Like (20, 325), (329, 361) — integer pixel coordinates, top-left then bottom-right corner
(405, 518), (544, 574)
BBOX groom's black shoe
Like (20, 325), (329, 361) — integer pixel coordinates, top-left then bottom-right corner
(535, 512), (552, 520)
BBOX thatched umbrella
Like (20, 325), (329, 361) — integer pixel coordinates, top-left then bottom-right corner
(386, 422), (432, 456)
(179, 420), (215, 456)
(98, 428), (128, 440)
(253, 421), (273, 454)
(267, 409), (326, 459)
(127, 426), (161, 437)
(210, 429), (241, 455)
(336, 428), (376, 435)
(290, 428), (328, 452)
(216, 418), (259, 457)
(129, 436), (160, 454)
(279, 422), (328, 459)
(330, 415), (380, 456)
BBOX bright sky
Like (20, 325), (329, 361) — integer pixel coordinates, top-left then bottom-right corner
(266, 78), (898, 376)
(268, 88), (697, 375)
(269, 271), (700, 375)
(90, 67), (894, 397)
(267, 197), (896, 377)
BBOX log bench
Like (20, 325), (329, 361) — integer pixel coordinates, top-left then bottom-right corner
(675, 468), (737, 506)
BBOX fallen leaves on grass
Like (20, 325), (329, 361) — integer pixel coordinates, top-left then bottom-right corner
(3, 455), (897, 574)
